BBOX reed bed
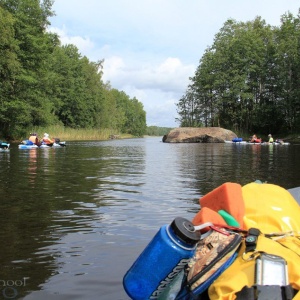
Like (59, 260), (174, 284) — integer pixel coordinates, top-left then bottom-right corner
(24, 126), (131, 141)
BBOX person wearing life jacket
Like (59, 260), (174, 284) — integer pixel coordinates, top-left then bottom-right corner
(42, 133), (54, 145)
(250, 134), (262, 143)
(28, 133), (41, 146)
(268, 134), (274, 143)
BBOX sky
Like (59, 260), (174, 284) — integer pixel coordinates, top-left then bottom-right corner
(49, 1), (299, 128)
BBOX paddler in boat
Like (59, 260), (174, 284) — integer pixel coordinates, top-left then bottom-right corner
(268, 134), (274, 143)
(250, 134), (262, 143)
(250, 134), (257, 142)
(28, 132), (41, 146)
(42, 133), (54, 146)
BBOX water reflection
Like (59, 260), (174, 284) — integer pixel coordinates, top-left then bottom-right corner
(27, 149), (38, 187)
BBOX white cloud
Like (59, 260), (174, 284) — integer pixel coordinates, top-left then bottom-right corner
(103, 56), (194, 93)
(100, 56), (192, 127)
(49, 26), (94, 55)
(49, 0), (300, 127)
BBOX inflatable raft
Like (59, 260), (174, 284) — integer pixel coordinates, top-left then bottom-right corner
(225, 137), (290, 145)
(0, 141), (10, 151)
(18, 141), (66, 149)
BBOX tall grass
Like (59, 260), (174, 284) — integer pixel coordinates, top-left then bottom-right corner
(24, 126), (130, 141)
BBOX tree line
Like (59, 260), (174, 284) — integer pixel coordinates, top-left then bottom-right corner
(0, 0), (147, 139)
(176, 10), (300, 136)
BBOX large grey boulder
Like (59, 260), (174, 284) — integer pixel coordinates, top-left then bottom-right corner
(162, 127), (237, 143)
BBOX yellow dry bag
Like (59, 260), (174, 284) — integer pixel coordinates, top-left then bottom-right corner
(208, 182), (300, 300)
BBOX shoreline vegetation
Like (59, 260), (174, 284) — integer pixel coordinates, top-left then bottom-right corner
(12, 126), (132, 142)
(3, 125), (174, 143)
(0, 3), (147, 140)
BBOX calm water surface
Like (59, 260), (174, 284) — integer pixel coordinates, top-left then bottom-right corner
(0, 137), (300, 299)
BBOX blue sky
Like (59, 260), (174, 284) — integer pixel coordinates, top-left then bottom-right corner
(49, 1), (299, 128)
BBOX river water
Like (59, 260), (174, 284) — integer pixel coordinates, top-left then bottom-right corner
(0, 137), (300, 300)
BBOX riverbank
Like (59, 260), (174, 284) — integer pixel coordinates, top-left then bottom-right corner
(4, 126), (135, 142)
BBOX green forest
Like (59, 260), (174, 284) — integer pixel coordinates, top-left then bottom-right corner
(177, 10), (300, 136)
(0, 0), (147, 139)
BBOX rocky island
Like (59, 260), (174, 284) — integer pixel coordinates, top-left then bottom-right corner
(162, 127), (237, 143)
